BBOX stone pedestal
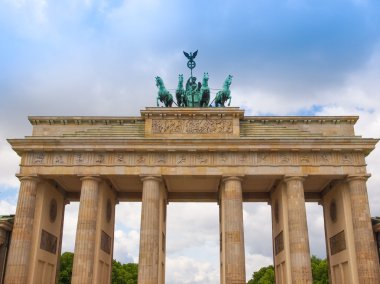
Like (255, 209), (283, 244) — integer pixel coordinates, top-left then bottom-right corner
(72, 177), (101, 284)
(347, 175), (380, 283)
(219, 176), (246, 284)
(138, 176), (166, 284)
(284, 176), (312, 283)
(4, 176), (39, 284)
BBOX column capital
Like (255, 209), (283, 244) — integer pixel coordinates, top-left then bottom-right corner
(283, 175), (306, 183)
(346, 174), (371, 182)
(79, 175), (102, 182)
(221, 176), (244, 183)
(140, 175), (162, 183)
(16, 175), (40, 183)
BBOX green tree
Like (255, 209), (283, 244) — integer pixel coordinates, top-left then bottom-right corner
(111, 260), (138, 284)
(58, 252), (138, 284)
(247, 256), (329, 284)
(311, 255), (329, 284)
(58, 252), (74, 284)
(247, 265), (275, 284)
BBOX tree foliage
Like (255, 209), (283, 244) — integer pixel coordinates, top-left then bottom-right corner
(247, 256), (329, 284)
(111, 260), (138, 284)
(58, 252), (74, 284)
(311, 255), (329, 284)
(247, 265), (274, 284)
(58, 252), (138, 284)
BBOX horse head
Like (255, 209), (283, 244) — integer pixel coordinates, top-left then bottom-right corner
(224, 75), (233, 89)
(178, 74), (184, 87)
(203, 72), (209, 81)
(155, 76), (163, 88)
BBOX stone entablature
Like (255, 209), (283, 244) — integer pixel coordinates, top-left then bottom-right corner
(21, 151), (366, 168)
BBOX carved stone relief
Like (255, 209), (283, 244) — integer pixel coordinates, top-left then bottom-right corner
(40, 229), (57, 254)
(25, 151), (364, 168)
(152, 119), (233, 134)
(275, 231), (284, 255)
(330, 230), (346, 255)
(100, 230), (112, 254)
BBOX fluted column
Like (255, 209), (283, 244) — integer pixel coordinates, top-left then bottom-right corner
(138, 176), (162, 284)
(220, 176), (246, 283)
(4, 176), (39, 284)
(72, 176), (101, 284)
(347, 175), (380, 282)
(284, 176), (312, 283)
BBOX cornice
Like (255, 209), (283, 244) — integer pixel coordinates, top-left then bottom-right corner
(243, 116), (358, 125)
(7, 137), (378, 155)
(27, 114), (359, 125)
(141, 107), (244, 119)
(28, 116), (143, 125)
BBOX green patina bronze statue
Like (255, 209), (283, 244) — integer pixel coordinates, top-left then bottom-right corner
(214, 75), (233, 107)
(175, 74), (188, 107)
(155, 50), (232, 107)
(200, 72), (210, 107)
(155, 76), (173, 107)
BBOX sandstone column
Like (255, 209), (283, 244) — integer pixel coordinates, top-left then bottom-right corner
(4, 176), (39, 284)
(347, 175), (380, 282)
(72, 176), (101, 284)
(220, 176), (246, 283)
(284, 176), (312, 283)
(138, 176), (162, 284)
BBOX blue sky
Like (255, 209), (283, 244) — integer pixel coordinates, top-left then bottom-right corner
(1, 1), (380, 283)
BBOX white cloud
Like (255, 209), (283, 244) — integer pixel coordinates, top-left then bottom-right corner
(115, 202), (142, 232)
(0, 199), (16, 215)
(166, 256), (219, 284)
(245, 253), (273, 280)
(113, 229), (140, 263)
(61, 203), (79, 253)
(0, 144), (21, 188)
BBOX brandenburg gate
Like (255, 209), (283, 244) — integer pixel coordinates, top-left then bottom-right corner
(3, 107), (380, 283)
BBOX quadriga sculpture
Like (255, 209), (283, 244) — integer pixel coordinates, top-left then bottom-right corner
(175, 74), (188, 107)
(215, 75), (232, 107)
(155, 76), (174, 107)
(200, 72), (210, 107)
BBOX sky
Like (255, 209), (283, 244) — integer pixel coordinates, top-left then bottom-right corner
(1, 0), (380, 283)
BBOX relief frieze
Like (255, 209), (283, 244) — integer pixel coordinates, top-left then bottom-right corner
(330, 230), (346, 255)
(274, 231), (284, 255)
(40, 229), (57, 255)
(152, 119), (233, 134)
(25, 151), (364, 168)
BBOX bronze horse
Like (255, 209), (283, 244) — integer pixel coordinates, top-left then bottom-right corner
(215, 75), (232, 107)
(155, 76), (173, 107)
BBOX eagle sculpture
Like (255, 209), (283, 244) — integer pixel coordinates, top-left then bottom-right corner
(183, 50), (198, 61)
